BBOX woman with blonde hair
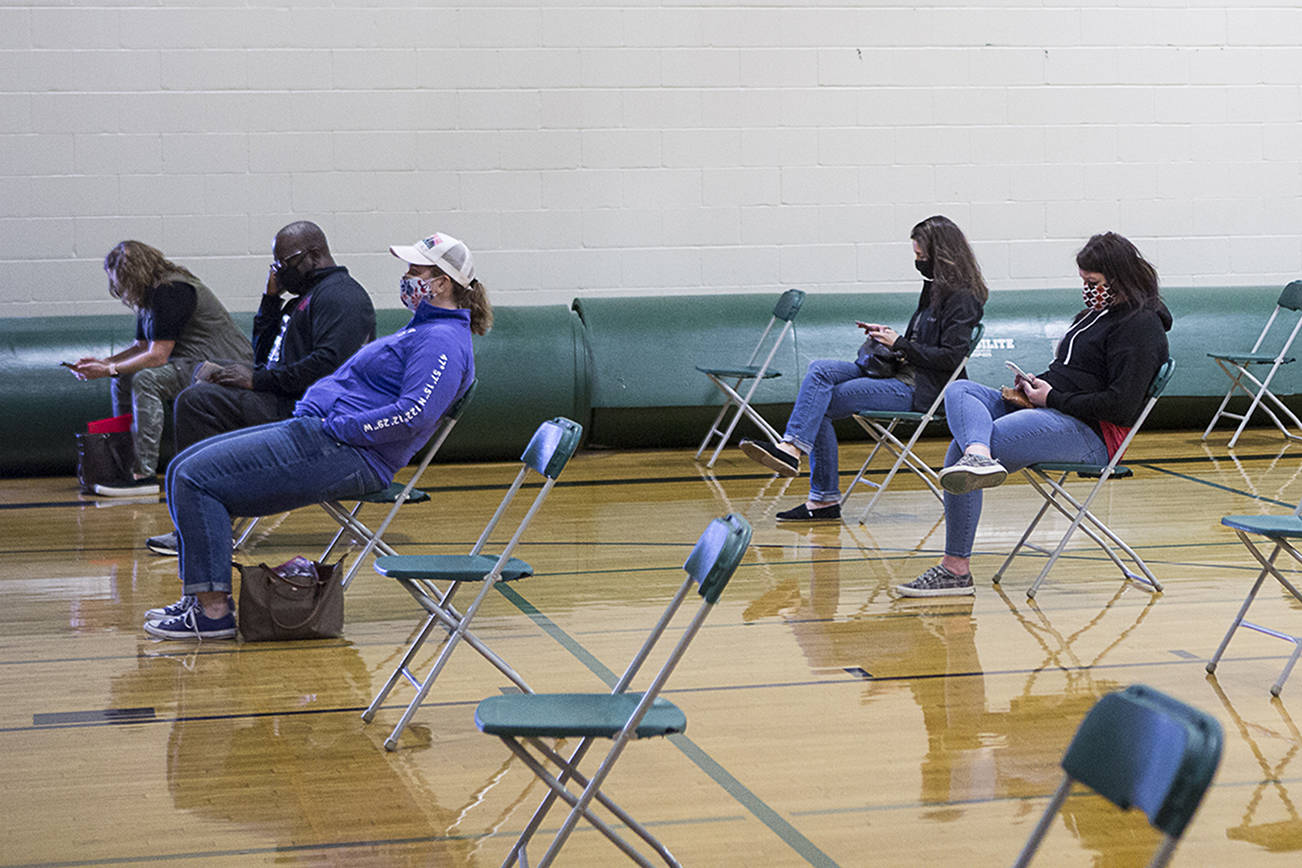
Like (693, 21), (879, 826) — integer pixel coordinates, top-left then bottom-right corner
(69, 241), (252, 495)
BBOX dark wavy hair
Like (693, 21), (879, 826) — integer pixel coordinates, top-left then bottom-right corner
(103, 240), (199, 310)
(910, 215), (989, 304)
(1075, 232), (1161, 310)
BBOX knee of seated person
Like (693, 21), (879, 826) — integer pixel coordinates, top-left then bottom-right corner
(130, 365), (168, 393)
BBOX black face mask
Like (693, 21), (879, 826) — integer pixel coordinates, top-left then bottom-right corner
(914, 258), (934, 281)
(275, 262), (309, 295)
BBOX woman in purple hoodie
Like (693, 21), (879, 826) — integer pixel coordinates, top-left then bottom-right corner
(143, 233), (491, 640)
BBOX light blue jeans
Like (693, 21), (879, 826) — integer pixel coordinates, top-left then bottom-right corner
(165, 416), (383, 595)
(783, 359), (915, 502)
(941, 380), (1107, 559)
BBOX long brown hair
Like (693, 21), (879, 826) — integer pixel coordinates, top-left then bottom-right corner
(432, 267), (494, 336)
(103, 240), (199, 310)
(910, 215), (989, 305)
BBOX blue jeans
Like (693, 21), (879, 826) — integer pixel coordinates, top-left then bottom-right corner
(941, 380), (1107, 559)
(166, 416), (384, 595)
(783, 359), (915, 502)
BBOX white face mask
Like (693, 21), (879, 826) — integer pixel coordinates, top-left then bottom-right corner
(399, 275), (434, 312)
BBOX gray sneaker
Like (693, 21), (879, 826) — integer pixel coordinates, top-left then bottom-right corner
(938, 453), (1008, 495)
(895, 564), (975, 597)
(145, 531), (179, 557)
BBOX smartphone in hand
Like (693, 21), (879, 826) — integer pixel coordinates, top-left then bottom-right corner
(59, 361), (75, 367)
(1005, 360), (1031, 382)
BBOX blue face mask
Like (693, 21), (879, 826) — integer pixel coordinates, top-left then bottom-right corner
(399, 275), (434, 312)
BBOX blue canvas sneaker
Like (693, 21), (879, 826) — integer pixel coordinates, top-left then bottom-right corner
(143, 604), (237, 640)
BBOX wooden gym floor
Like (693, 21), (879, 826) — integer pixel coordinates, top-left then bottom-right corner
(3, 429), (1302, 866)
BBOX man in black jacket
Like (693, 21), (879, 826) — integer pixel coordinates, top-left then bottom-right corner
(145, 221), (375, 555)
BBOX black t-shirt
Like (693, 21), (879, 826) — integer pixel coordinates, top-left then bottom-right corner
(135, 281), (197, 342)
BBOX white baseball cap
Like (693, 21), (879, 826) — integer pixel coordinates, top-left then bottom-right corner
(389, 232), (476, 288)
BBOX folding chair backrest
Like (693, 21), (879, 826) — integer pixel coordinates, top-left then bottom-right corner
(683, 513), (753, 603)
(773, 287), (806, 322)
(1062, 685), (1223, 839)
(1017, 684), (1222, 867)
(470, 417), (583, 562)
(1277, 279), (1302, 312)
(1108, 358), (1174, 464)
(521, 416), (584, 480)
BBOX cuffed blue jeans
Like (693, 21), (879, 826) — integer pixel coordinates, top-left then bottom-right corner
(941, 380), (1107, 559)
(783, 359), (915, 502)
(165, 416), (384, 595)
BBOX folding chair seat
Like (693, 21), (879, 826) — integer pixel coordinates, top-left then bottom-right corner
(232, 381), (477, 590)
(1014, 684), (1223, 868)
(474, 513), (752, 868)
(1202, 279), (1302, 448)
(993, 359), (1174, 599)
(361, 416), (583, 751)
(694, 288), (805, 468)
(1205, 494), (1302, 696)
(841, 323), (985, 522)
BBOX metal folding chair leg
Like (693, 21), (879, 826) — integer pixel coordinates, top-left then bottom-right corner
(1206, 535), (1302, 696)
(993, 469), (1161, 598)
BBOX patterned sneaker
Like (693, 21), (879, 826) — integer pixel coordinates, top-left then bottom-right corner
(895, 564), (975, 597)
(739, 439), (799, 477)
(938, 453), (1008, 495)
(143, 605), (237, 640)
(145, 531), (179, 557)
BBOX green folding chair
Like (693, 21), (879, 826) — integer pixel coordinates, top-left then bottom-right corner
(994, 359), (1174, 599)
(1202, 280), (1302, 448)
(695, 288), (805, 468)
(361, 416), (583, 751)
(841, 323), (985, 522)
(1206, 493), (1302, 696)
(475, 514), (752, 868)
(1014, 684), (1223, 868)
(233, 380), (478, 589)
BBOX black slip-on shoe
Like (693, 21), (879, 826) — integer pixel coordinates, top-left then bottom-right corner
(739, 439), (799, 477)
(775, 503), (841, 522)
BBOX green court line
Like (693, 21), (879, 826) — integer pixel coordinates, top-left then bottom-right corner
(1137, 462), (1295, 508)
(495, 582), (841, 868)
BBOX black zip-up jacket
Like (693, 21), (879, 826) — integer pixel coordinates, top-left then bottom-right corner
(250, 266), (376, 399)
(1041, 301), (1173, 432)
(890, 281), (985, 413)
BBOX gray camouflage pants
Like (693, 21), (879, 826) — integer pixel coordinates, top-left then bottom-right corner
(110, 359), (199, 478)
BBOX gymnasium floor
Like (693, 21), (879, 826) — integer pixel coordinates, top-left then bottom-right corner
(3, 429), (1302, 866)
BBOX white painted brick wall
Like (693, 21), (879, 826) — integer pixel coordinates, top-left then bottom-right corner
(3, 2), (1302, 316)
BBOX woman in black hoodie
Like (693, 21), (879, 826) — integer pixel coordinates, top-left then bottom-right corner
(739, 215), (987, 522)
(896, 232), (1171, 597)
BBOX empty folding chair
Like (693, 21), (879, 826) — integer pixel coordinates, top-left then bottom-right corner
(1202, 280), (1302, 448)
(1014, 684), (1223, 868)
(233, 381), (477, 590)
(695, 288), (805, 468)
(474, 514), (752, 868)
(841, 323), (985, 522)
(993, 359), (1174, 599)
(1206, 493), (1302, 696)
(361, 416), (583, 751)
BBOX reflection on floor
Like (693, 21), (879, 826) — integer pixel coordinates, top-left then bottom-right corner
(2, 430), (1302, 865)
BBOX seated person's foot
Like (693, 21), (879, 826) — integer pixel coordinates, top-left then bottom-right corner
(937, 453), (1007, 495)
(145, 530), (179, 557)
(143, 593), (233, 623)
(93, 476), (161, 497)
(894, 564), (975, 597)
(739, 439), (799, 477)
(775, 502), (841, 522)
(143, 601), (237, 640)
